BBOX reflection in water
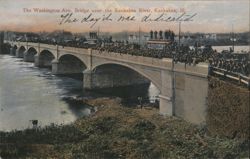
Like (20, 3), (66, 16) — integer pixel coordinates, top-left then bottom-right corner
(0, 55), (159, 131)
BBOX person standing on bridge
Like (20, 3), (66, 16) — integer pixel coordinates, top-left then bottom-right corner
(138, 97), (143, 109)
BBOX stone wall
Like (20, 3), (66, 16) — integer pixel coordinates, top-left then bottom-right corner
(207, 77), (250, 139)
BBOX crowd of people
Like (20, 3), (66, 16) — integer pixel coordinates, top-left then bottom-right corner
(210, 51), (250, 76)
(21, 35), (250, 76)
(92, 42), (215, 64)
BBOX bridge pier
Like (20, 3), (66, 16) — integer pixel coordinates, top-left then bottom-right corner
(15, 50), (22, 58)
(34, 55), (40, 67)
(83, 70), (93, 89)
(16, 50), (24, 58)
(9, 47), (12, 55)
(159, 95), (173, 116)
(51, 60), (59, 74)
(10, 47), (15, 55)
(159, 68), (174, 116)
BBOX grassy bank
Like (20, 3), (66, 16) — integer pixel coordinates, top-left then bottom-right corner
(207, 77), (250, 139)
(0, 97), (249, 159)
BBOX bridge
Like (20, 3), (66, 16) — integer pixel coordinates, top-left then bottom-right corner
(6, 41), (209, 124)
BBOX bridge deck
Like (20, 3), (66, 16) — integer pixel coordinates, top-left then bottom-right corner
(9, 41), (209, 77)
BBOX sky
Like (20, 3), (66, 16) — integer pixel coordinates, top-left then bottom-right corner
(0, 0), (249, 33)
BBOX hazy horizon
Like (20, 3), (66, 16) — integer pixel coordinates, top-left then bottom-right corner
(2, 30), (249, 35)
(0, 0), (249, 33)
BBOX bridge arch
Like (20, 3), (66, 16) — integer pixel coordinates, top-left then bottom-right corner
(56, 54), (87, 74)
(91, 62), (161, 92)
(16, 46), (26, 58)
(27, 47), (38, 54)
(58, 52), (89, 68)
(38, 50), (55, 68)
(24, 47), (38, 62)
(92, 62), (161, 91)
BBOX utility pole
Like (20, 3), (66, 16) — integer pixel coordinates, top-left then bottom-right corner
(25, 33), (28, 48)
(171, 22), (181, 116)
(98, 26), (100, 37)
(62, 29), (64, 41)
(138, 25), (141, 47)
(178, 22), (181, 51)
(232, 24), (235, 52)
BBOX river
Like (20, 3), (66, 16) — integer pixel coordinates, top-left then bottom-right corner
(0, 54), (159, 131)
(212, 45), (249, 52)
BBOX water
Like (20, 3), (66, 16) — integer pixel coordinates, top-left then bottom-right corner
(0, 54), (159, 131)
(212, 45), (249, 53)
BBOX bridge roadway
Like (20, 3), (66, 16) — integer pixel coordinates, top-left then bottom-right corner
(7, 41), (209, 124)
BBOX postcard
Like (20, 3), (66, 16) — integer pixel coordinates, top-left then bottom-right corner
(0, 0), (249, 158)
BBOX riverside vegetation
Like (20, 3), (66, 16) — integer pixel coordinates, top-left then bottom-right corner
(0, 97), (249, 159)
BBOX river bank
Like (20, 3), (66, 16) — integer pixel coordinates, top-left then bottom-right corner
(0, 97), (249, 159)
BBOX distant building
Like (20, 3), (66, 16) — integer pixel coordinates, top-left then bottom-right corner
(43, 30), (74, 43)
(89, 32), (98, 39)
(216, 33), (231, 40)
(128, 34), (149, 45)
(175, 35), (195, 45)
(145, 30), (175, 49)
(128, 34), (137, 41)
(204, 34), (217, 40)
(142, 35), (150, 43)
(147, 40), (171, 50)
(85, 32), (98, 45)
(211, 34), (217, 40)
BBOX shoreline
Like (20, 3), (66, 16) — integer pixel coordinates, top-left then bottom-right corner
(0, 97), (249, 158)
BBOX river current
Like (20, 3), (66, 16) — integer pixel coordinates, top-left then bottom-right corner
(0, 54), (159, 131)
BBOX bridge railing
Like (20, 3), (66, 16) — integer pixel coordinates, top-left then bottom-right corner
(211, 67), (250, 88)
(10, 41), (166, 66)
(28, 42), (58, 50)
(9, 41), (209, 76)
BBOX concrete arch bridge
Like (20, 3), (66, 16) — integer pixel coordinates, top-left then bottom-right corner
(8, 41), (209, 124)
